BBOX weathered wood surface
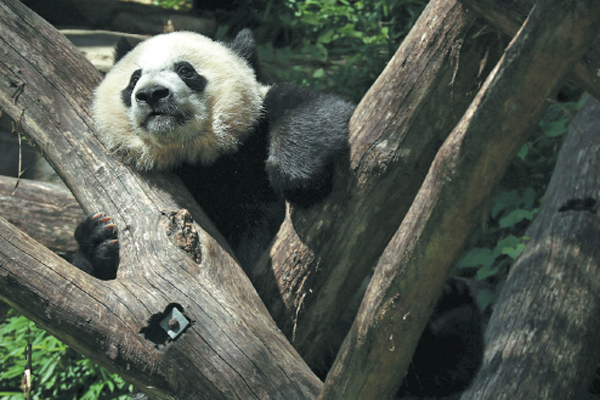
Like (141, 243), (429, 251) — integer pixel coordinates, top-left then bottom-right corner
(318, 0), (600, 398)
(462, 96), (600, 399)
(253, 0), (507, 366)
(0, 1), (321, 398)
(0, 175), (82, 259)
(456, 0), (600, 101)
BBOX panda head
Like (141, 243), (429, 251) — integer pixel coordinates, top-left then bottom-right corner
(92, 31), (269, 171)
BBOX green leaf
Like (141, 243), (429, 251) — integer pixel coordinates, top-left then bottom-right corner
(476, 264), (499, 280)
(317, 29), (335, 44)
(300, 13), (320, 25)
(544, 120), (567, 137)
(498, 208), (535, 228)
(457, 247), (494, 268)
(503, 243), (526, 259)
(517, 143), (529, 160)
(496, 234), (521, 250)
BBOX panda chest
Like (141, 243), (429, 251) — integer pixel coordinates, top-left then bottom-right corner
(174, 133), (279, 213)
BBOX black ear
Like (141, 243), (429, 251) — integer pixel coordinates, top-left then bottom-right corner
(114, 37), (135, 63)
(228, 29), (261, 75)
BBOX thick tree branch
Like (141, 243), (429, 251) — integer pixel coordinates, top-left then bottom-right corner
(456, 0), (600, 101)
(319, 1), (600, 399)
(462, 96), (600, 399)
(0, 1), (321, 398)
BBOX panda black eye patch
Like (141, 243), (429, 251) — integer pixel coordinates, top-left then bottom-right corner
(174, 61), (207, 93)
(120, 69), (142, 107)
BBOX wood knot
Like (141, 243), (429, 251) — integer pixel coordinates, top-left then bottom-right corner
(162, 209), (202, 263)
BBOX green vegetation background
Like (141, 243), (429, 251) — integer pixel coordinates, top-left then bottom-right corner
(0, 0), (579, 398)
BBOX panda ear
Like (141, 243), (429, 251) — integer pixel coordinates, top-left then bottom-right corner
(228, 29), (261, 75)
(113, 37), (134, 63)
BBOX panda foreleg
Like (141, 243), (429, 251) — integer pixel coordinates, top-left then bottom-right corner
(263, 83), (355, 207)
(72, 213), (119, 280)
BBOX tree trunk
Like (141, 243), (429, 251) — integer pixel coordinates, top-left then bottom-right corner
(0, 1), (320, 398)
(253, 0), (507, 366)
(461, 95), (600, 399)
(318, 0), (600, 398)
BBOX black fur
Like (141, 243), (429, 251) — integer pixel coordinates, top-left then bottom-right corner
(264, 83), (352, 207)
(114, 37), (134, 64)
(173, 62), (207, 93)
(227, 28), (262, 78)
(120, 69), (140, 108)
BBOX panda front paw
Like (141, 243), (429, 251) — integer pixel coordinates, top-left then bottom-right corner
(72, 213), (119, 280)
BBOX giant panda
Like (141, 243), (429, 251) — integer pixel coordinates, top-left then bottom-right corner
(72, 29), (354, 274)
(72, 30), (482, 398)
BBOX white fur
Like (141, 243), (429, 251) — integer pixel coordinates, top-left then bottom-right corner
(92, 31), (270, 171)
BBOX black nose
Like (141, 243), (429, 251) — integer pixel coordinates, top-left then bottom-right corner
(135, 86), (170, 107)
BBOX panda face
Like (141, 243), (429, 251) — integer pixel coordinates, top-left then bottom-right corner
(92, 32), (269, 171)
(124, 61), (208, 140)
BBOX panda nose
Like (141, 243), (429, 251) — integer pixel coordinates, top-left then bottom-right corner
(135, 86), (170, 107)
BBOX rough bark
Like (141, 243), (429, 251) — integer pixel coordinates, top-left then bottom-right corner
(461, 96), (600, 399)
(0, 1), (321, 398)
(318, 1), (600, 399)
(456, 0), (600, 101)
(253, 0), (507, 366)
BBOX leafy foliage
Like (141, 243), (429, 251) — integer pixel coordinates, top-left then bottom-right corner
(212, 0), (427, 102)
(258, 0), (424, 100)
(0, 310), (133, 400)
(456, 100), (583, 312)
